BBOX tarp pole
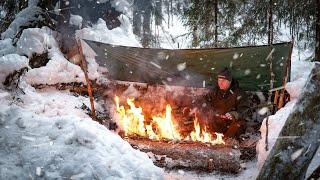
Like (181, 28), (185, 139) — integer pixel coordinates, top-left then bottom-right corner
(278, 42), (293, 109)
(76, 39), (97, 121)
(265, 45), (275, 151)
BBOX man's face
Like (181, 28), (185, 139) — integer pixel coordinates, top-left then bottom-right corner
(218, 78), (231, 90)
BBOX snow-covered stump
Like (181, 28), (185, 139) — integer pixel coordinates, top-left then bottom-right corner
(126, 137), (242, 173)
(257, 64), (320, 179)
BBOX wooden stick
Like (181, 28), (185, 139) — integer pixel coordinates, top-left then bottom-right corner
(265, 44), (275, 151)
(278, 42), (293, 109)
(272, 90), (279, 114)
(76, 39), (97, 121)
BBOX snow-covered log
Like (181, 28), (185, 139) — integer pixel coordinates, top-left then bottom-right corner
(257, 64), (320, 179)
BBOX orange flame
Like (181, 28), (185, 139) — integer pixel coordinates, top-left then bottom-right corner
(114, 96), (225, 145)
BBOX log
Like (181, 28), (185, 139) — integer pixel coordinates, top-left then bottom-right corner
(125, 137), (242, 173)
(257, 64), (320, 179)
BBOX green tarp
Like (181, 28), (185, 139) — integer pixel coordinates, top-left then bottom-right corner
(84, 39), (292, 92)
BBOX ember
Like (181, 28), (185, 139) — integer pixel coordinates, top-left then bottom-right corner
(114, 96), (225, 145)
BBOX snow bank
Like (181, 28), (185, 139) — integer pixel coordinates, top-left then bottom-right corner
(256, 100), (296, 168)
(0, 39), (16, 56)
(0, 54), (29, 87)
(0, 88), (163, 179)
(16, 27), (86, 85)
(17, 27), (59, 58)
(256, 51), (315, 169)
(25, 48), (86, 85)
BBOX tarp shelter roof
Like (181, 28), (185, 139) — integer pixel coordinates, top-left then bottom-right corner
(84, 39), (292, 92)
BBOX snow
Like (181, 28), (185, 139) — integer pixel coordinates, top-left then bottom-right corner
(69, 14), (83, 29)
(1, 6), (44, 39)
(110, 0), (131, 15)
(0, 2), (318, 179)
(14, 26), (86, 85)
(17, 27), (59, 58)
(0, 39), (16, 56)
(24, 49), (86, 85)
(0, 9), (164, 179)
(256, 52), (315, 170)
(76, 16), (140, 47)
(0, 54), (29, 87)
(75, 15), (141, 83)
(0, 87), (163, 179)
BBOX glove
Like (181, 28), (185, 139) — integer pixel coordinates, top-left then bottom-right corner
(225, 111), (239, 120)
(225, 112), (234, 120)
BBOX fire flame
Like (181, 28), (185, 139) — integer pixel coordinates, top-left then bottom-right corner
(114, 96), (225, 145)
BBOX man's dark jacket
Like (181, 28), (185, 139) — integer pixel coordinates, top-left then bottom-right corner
(200, 79), (251, 134)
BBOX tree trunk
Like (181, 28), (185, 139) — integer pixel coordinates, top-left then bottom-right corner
(268, 0), (273, 45)
(214, 0), (218, 47)
(132, 0), (142, 37)
(155, 0), (162, 26)
(192, 0), (200, 47)
(127, 137), (242, 173)
(142, 0), (152, 47)
(257, 64), (320, 179)
(315, 0), (320, 61)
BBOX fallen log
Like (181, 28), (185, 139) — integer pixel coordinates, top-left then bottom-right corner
(125, 137), (242, 173)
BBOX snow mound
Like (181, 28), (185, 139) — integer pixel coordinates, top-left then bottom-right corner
(256, 100), (296, 169)
(0, 39), (16, 56)
(0, 54), (29, 87)
(76, 17), (140, 47)
(25, 49), (86, 85)
(17, 27), (86, 85)
(17, 27), (59, 58)
(0, 90), (163, 179)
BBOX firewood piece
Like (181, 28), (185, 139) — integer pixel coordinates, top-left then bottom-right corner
(126, 137), (242, 173)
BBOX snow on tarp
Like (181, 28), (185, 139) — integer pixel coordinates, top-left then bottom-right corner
(0, 88), (163, 179)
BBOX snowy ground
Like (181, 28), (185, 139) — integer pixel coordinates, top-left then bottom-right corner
(0, 2), (319, 179)
(0, 13), (164, 179)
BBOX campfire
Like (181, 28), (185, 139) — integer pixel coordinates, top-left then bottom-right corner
(105, 86), (244, 173)
(114, 96), (225, 145)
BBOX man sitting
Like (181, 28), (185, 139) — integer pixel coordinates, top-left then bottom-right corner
(203, 67), (250, 138)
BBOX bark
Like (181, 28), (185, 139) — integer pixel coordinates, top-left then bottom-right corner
(316, 0), (320, 61)
(214, 0), (218, 47)
(142, 0), (152, 47)
(132, 0), (142, 36)
(268, 0), (273, 45)
(126, 137), (242, 173)
(155, 0), (162, 26)
(257, 64), (320, 179)
(192, 0), (200, 47)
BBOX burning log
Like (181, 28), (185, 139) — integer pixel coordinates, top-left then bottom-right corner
(126, 137), (242, 173)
